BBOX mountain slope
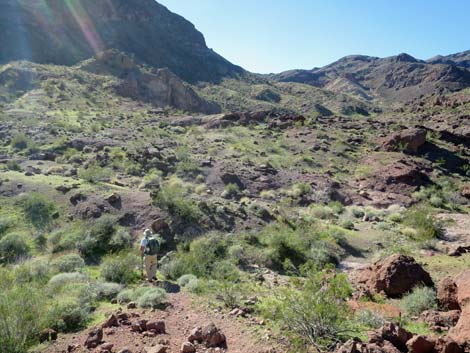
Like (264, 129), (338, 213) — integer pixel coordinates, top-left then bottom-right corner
(0, 0), (244, 83)
(428, 50), (470, 69)
(272, 53), (470, 103)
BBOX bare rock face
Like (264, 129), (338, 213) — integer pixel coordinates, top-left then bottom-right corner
(434, 337), (463, 353)
(448, 270), (470, 347)
(381, 128), (427, 153)
(116, 66), (221, 114)
(437, 277), (460, 310)
(419, 310), (461, 330)
(379, 322), (413, 352)
(358, 254), (434, 298)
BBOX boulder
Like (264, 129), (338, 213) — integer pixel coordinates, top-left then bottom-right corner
(143, 345), (168, 353)
(381, 128), (427, 153)
(437, 277), (460, 310)
(379, 322), (413, 352)
(358, 254), (434, 298)
(117, 349), (133, 353)
(449, 301), (470, 347)
(406, 335), (435, 353)
(433, 337), (463, 353)
(187, 326), (203, 342)
(419, 310), (460, 329)
(99, 342), (114, 352)
(146, 320), (166, 334)
(84, 327), (103, 349)
(201, 323), (226, 348)
(181, 341), (196, 353)
(102, 314), (119, 328)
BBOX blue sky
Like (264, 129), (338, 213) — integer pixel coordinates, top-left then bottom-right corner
(158, 0), (470, 74)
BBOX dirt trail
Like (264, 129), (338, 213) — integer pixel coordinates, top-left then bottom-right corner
(46, 292), (272, 353)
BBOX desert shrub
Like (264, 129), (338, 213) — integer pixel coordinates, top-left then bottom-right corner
(6, 160), (22, 171)
(117, 288), (134, 304)
(14, 258), (51, 284)
(0, 284), (47, 353)
(93, 282), (123, 300)
(47, 296), (90, 332)
(402, 206), (444, 240)
(350, 207), (365, 218)
(109, 228), (133, 251)
(177, 274), (198, 287)
(47, 272), (88, 291)
(153, 182), (202, 224)
(48, 227), (83, 253)
(356, 310), (386, 329)
(265, 269), (353, 351)
(10, 134), (33, 151)
(429, 195), (444, 208)
(21, 193), (57, 230)
(291, 182), (311, 198)
(137, 287), (167, 308)
(340, 219), (355, 230)
(217, 281), (241, 309)
(0, 217), (14, 236)
(329, 201), (345, 214)
(310, 205), (336, 220)
(0, 233), (30, 263)
(221, 183), (240, 199)
(100, 252), (140, 284)
(78, 215), (117, 261)
(400, 287), (437, 316)
(78, 164), (112, 183)
(53, 253), (85, 273)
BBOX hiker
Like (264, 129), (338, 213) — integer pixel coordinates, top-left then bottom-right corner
(140, 228), (160, 282)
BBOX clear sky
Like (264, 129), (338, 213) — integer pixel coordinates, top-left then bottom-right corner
(158, 0), (470, 74)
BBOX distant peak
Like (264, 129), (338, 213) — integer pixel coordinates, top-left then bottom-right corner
(394, 53), (418, 63)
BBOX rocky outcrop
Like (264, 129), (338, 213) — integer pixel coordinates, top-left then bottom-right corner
(116, 66), (221, 114)
(358, 254), (434, 298)
(438, 277), (460, 310)
(380, 128), (427, 153)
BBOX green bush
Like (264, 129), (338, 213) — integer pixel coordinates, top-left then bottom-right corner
(221, 183), (240, 199)
(400, 286), (437, 316)
(117, 288), (134, 304)
(153, 182), (202, 224)
(78, 165), (112, 183)
(264, 269), (353, 351)
(14, 258), (51, 284)
(340, 220), (355, 230)
(402, 206), (444, 240)
(93, 282), (123, 300)
(47, 296), (90, 332)
(21, 193), (57, 230)
(0, 233), (30, 263)
(53, 253), (85, 273)
(78, 215), (117, 261)
(0, 284), (47, 353)
(0, 217), (14, 236)
(109, 228), (133, 251)
(177, 274), (198, 287)
(137, 287), (167, 308)
(6, 160), (21, 171)
(47, 272), (88, 291)
(10, 134), (34, 151)
(100, 253), (139, 284)
(356, 310), (386, 329)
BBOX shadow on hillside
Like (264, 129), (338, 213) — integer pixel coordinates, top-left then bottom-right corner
(419, 142), (467, 175)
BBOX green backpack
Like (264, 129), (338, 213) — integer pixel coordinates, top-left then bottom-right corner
(145, 236), (160, 255)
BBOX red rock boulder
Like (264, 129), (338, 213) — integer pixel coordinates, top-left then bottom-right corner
(358, 254), (434, 298)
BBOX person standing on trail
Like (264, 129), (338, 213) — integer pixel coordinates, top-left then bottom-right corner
(140, 228), (160, 282)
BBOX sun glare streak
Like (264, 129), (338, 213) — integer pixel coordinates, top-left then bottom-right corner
(64, 0), (105, 54)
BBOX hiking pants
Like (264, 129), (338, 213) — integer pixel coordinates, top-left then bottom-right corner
(144, 255), (157, 280)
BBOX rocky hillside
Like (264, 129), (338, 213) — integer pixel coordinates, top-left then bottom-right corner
(272, 53), (470, 103)
(0, 0), (244, 83)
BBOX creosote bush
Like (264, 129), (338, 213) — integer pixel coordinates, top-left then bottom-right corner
(137, 287), (167, 308)
(53, 253), (85, 273)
